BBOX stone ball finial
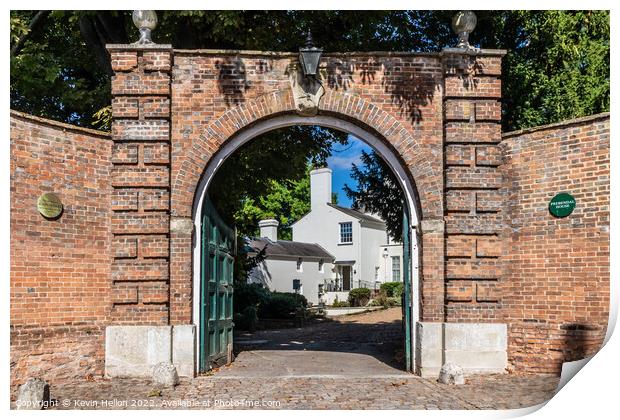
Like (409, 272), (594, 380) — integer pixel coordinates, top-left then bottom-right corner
(132, 10), (158, 45)
(452, 11), (477, 49)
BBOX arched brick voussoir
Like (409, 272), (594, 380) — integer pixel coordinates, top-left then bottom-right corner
(171, 90), (295, 217)
(171, 88), (442, 219)
(319, 90), (443, 218)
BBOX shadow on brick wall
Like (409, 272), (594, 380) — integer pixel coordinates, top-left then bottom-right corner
(324, 58), (440, 125)
(561, 323), (606, 362)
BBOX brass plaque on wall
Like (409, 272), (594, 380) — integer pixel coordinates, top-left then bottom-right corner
(37, 193), (63, 219)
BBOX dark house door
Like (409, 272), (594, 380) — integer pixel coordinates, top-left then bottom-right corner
(199, 197), (235, 373)
(342, 266), (351, 291)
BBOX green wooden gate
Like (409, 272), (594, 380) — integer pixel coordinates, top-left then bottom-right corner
(402, 209), (413, 372)
(199, 197), (235, 373)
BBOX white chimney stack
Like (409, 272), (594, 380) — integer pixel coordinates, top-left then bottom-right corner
(310, 167), (332, 210)
(258, 219), (279, 242)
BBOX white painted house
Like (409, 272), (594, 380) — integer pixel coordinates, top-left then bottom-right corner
(292, 167), (403, 304)
(247, 167), (404, 306)
(247, 219), (335, 306)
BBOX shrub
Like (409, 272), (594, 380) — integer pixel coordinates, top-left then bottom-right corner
(331, 295), (349, 307)
(386, 297), (401, 307)
(234, 283), (271, 314)
(393, 283), (404, 298)
(380, 282), (403, 298)
(234, 305), (258, 332)
(348, 287), (371, 307)
(368, 298), (382, 307)
(369, 294), (401, 308)
(234, 283), (307, 320)
(259, 292), (307, 319)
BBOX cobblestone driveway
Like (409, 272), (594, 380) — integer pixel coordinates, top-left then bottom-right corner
(14, 309), (560, 410)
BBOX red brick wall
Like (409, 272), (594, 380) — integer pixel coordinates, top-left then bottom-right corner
(11, 44), (609, 383)
(10, 111), (112, 386)
(501, 113), (610, 373)
(107, 46), (464, 326)
(441, 51), (504, 323)
(109, 46), (172, 325)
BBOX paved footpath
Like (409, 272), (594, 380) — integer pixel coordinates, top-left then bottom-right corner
(14, 309), (560, 410)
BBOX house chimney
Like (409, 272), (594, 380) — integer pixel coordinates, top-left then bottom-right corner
(258, 219), (279, 242)
(310, 167), (332, 210)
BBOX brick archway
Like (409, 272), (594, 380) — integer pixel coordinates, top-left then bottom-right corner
(107, 45), (507, 377)
(167, 88), (445, 337)
(8, 36), (610, 388)
(184, 110), (429, 372)
(170, 89), (442, 221)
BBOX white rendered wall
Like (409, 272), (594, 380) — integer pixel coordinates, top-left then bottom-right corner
(310, 168), (332, 210)
(258, 219), (279, 241)
(293, 204), (360, 284)
(248, 256), (333, 306)
(358, 223), (388, 288)
(377, 243), (404, 283)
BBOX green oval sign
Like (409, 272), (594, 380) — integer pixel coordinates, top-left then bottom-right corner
(549, 193), (576, 218)
(37, 192), (63, 219)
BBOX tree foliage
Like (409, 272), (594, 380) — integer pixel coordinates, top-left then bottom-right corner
(472, 11), (610, 130)
(234, 176), (311, 241)
(208, 126), (347, 238)
(343, 151), (404, 242)
(10, 11), (114, 126)
(9, 10), (610, 245)
(10, 10), (610, 131)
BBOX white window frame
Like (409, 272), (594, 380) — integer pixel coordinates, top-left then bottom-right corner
(391, 256), (401, 282)
(339, 222), (353, 244)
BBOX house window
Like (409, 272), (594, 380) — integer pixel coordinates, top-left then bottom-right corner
(318, 259), (324, 273)
(339, 222), (353, 243)
(296, 258), (303, 272)
(391, 256), (401, 282)
(293, 279), (302, 294)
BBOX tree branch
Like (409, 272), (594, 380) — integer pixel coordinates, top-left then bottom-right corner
(11, 11), (50, 57)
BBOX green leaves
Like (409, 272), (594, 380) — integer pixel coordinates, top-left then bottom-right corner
(10, 16), (30, 44)
(482, 10), (610, 131)
(344, 150), (404, 242)
(235, 176), (311, 241)
(92, 106), (112, 131)
(208, 126), (347, 238)
(10, 10), (609, 133)
(10, 10), (110, 126)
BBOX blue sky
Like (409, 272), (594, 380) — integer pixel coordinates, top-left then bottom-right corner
(326, 135), (373, 208)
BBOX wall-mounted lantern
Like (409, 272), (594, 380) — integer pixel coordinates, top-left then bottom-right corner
(299, 31), (323, 77)
(132, 10), (158, 45)
(452, 11), (477, 49)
